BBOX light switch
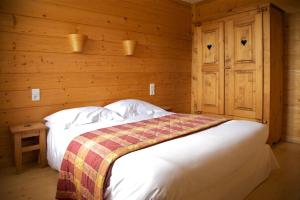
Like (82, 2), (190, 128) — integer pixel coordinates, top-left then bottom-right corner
(149, 83), (155, 96)
(32, 88), (40, 101)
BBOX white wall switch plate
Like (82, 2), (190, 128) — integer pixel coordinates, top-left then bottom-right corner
(32, 88), (40, 101)
(149, 83), (155, 96)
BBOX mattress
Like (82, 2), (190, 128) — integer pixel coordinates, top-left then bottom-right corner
(47, 113), (279, 200)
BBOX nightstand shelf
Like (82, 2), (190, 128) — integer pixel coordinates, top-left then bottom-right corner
(10, 122), (47, 173)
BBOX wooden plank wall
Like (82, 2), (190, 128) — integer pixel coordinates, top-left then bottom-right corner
(0, 0), (192, 167)
(284, 11), (300, 144)
(193, 0), (300, 143)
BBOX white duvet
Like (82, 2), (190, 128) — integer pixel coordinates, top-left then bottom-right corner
(47, 112), (279, 200)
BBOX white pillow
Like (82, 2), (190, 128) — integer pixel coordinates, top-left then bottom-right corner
(66, 107), (123, 129)
(44, 106), (98, 123)
(44, 106), (123, 130)
(104, 99), (166, 118)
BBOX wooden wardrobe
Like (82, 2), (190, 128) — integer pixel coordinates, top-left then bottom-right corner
(191, 4), (284, 144)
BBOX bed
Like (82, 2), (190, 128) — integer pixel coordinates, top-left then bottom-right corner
(46, 99), (278, 200)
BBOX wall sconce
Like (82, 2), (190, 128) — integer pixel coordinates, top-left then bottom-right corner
(122, 40), (137, 56)
(68, 33), (87, 53)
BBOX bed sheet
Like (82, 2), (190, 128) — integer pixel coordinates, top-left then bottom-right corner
(47, 113), (278, 200)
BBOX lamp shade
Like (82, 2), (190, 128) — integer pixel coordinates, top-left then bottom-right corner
(122, 40), (137, 56)
(68, 33), (87, 53)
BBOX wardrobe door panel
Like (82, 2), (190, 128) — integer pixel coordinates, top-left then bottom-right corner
(234, 23), (254, 62)
(202, 30), (219, 64)
(198, 22), (224, 114)
(233, 70), (256, 113)
(226, 13), (263, 120)
(202, 72), (219, 112)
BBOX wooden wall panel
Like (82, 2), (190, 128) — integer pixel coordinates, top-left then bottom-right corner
(0, 0), (192, 167)
(193, 0), (299, 22)
(284, 12), (300, 143)
(193, 0), (300, 144)
(0, 0), (191, 40)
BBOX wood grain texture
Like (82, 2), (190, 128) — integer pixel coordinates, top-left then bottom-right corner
(191, 26), (200, 113)
(226, 12), (263, 120)
(283, 12), (300, 144)
(9, 121), (47, 173)
(267, 6), (284, 145)
(192, 3), (284, 144)
(197, 22), (224, 114)
(0, 0), (192, 167)
(193, 0), (299, 22)
(193, 0), (299, 144)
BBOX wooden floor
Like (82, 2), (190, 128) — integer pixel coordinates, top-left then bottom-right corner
(0, 142), (299, 200)
(247, 142), (300, 200)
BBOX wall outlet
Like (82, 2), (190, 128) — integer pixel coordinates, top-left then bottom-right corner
(32, 88), (40, 101)
(149, 83), (155, 96)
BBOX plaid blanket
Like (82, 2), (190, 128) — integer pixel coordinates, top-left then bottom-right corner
(56, 113), (227, 200)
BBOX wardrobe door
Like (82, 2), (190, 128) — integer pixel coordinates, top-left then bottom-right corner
(198, 22), (224, 114)
(225, 13), (263, 120)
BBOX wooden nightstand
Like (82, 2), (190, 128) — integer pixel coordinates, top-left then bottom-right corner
(10, 122), (47, 173)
